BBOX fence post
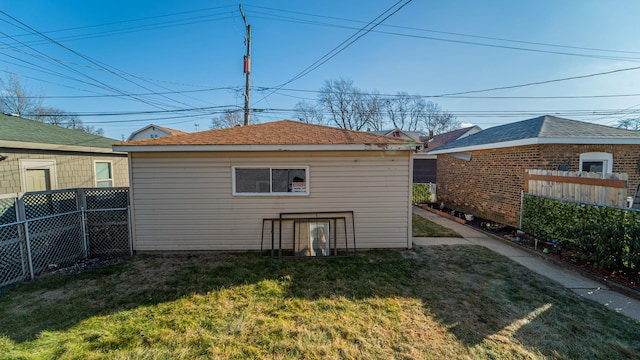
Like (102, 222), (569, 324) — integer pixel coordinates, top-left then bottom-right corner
(127, 205), (133, 256)
(77, 189), (88, 258)
(17, 195), (35, 280)
(81, 206), (88, 258)
(519, 190), (525, 230)
(13, 193), (28, 279)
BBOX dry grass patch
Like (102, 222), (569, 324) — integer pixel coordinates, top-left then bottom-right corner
(412, 213), (462, 237)
(0, 247), (639, 359)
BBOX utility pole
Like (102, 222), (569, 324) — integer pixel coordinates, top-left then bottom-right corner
(239, 4), (251, 126)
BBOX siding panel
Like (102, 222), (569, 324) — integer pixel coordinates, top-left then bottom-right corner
(130, 150), (411, 251)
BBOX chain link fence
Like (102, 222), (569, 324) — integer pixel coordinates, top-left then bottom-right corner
(0, 187), (130, 288)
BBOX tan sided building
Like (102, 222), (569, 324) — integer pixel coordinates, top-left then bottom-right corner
(0, 114), (128, 194)
(113, 120), (416, 252)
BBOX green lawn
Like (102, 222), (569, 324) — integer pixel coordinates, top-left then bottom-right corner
(1, 247), (639, 359)
(413, 213), (462, 237)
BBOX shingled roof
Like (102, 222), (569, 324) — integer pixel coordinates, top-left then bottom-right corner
(426, 126), (481, 150)
(115, 120), (414, 152)
(429, 115), (640, 154)
(0, 113), (120, 153)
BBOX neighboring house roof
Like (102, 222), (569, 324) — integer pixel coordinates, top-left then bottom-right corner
(127, 124), (188, 140)
(0, 113), (120, 154)
(428, 115), (640, 155)
(114, 120), (416, 152)
(427, 126), (482, 150)
(371, 128), (423, 142)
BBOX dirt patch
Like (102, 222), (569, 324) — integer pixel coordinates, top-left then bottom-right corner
(50, 257), (122, 276)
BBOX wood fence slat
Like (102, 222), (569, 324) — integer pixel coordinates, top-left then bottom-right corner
(525, 169), (628, 207)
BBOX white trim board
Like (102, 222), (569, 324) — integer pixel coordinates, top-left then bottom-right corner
(19, 159), (58, 192)
(428, 137), (640, 155)
(113, 144), (416, 152)
(0, 140), (124, 154)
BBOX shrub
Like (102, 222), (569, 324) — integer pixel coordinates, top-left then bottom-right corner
(522, 194), (640, 272)
(412, 184), (432, 204)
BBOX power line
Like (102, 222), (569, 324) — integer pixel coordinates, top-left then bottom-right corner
(246, 5), (640, 56)
(23, 105), (239, 117)
(0, 26), (176, 109)
(260, 86), (640, 100)
(244, 8), (640, 62)
(0, 5), (236, 40)
(0, 11), (208, 113)
(260, 64), (640, 99)
(434, 66), (640, 97)
(11, 13), (236, 48)
(254, 0), (413, 106)
(10, 86), (240, 99)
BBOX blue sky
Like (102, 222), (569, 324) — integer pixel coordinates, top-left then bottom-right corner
(1, 0), (639, 139)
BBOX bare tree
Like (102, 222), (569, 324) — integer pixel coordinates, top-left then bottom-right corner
(33, 105), (103, 136)
(0, 72), (42, 117)
(33, 105), (66, 126)
(616, 118), (640, 130)
(385, 92), (410, 130)
(385, 93), (425, 131)
(296, 77), (458, 134)
(408, 97), (427, 132)
(357, 90), (385, 131)
(295, 101), (325, 125)
(0, 72), (104, 135)
(421, 101), (460, 135)
(210, 110), (245, 129)
(318, 78), (371, 130)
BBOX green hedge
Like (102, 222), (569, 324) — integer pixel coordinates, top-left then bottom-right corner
(412, 184), (432, 204)
(521, 194), (640, 271)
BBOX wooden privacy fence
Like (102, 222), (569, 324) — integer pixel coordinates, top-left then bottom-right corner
(525, 169), (628, 207)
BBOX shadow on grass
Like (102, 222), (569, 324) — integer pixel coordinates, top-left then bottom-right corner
(1, 247), (639, 358)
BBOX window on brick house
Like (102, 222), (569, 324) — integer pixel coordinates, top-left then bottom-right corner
(579, 152), (613, 174)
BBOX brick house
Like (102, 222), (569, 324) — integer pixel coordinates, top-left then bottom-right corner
(0, 114), (129, 194)
(428, 115), (640, 227)
(413, 126), (481, 184)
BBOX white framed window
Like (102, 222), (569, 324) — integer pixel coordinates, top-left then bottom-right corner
(579, 152), (613, 174)
(232, 166), (309, 196)
(95, 161), (114, 187)
(19, 159), (58, 192)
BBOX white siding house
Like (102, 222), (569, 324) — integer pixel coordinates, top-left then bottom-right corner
(127, 124), (187, 141)
(114, 120), (416, 252)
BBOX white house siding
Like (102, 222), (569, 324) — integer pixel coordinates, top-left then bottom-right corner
(129, 150), (412, 251)
(129, 127), (170, 141)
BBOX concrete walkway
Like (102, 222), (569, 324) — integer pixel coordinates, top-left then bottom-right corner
(412, 205), (640, 322)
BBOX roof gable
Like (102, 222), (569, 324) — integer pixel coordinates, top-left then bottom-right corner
(372, 128), (423, 142)
(127, 124), (188, 140)
(0, 113), (119, 150)
(427, 126), (482, 150)
(429, 115), (640, 154)
(117, 120), (411, 147)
